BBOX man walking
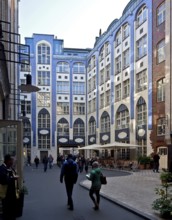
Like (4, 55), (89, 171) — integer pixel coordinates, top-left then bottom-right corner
(60, 154), (78, 210)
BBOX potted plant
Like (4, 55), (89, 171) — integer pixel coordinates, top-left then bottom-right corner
(138, 155), (151, 169)
(152, 184), (172, 218)
(160, 172), (172, 184)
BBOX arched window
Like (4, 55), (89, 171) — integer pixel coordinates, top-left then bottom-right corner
(73, 118), (85, 136)
(57, 118), (69, 136)
(37, 43), (50, 64)
(99, 45), (104, 61)
(100, 111), (110, 133)
(56, 62), (69, 73)
(38, 109), (50, 128)
(116, 105), (129, 129)
(73, 62), (85, 74)
(123, 23), (129, 40)
(115, 29), (121, 47)
(88, 116), (96, 135)
(157, 78), (165, 102)
(38, 109), (50, 149)
(136, 97), (147, 126)
(136, 5), (147, 27)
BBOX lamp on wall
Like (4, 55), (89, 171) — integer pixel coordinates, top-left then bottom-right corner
(18, 74), (40, 93)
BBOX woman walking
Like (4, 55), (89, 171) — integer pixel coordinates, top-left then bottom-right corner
(87, 161), (102, 210)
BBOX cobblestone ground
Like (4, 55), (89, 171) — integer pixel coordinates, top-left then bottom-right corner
(80, 170), (164, 220)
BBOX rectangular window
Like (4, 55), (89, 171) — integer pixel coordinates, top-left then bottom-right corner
(100, 69), (104, 85)
(115, 55), (121, 74)
(123, 79), (130, 98)
(57, 103), (69, 114)
(157, 2), (165, 26)
(157, 118), (166, 136)
(115, 84), (121, 101)
(157, 40), (165, 63)
(38, 71), (50, 86)
(123, 24), (129, 40)
(157, 78), (165, 102)
(73, 103), (85, 115)
(73, 82), (85, 94)
(136, 70), (147, 92)
(123, 49), (129, 69)
(57, 81), (69, 94)
(100, 93), (105, 108)
(37, 93), (50, 107)
(105, 64), (110, 81)
(136, 35), (147, 60)
(105, 90), (110, 106)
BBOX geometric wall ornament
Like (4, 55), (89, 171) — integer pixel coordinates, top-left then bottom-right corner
(118, 131), (127, 139)
(137, 128), (145, 137)
(90, 137), (95, 143)
(39, 130), (49, 135)
(59, 138), (68, 143)
(102, 135), (109, 141)
(75, 138), (84, 143)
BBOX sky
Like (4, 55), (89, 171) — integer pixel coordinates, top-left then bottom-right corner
(19, 0), (129, 49)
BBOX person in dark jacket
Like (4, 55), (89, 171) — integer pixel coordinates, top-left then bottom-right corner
(87, 161), (102, 210)
(0, 154), (19, 220)
(42, 155), (48, 172)
(60, 154), (78, 210)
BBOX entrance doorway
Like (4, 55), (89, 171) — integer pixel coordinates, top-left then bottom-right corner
(158, 146), (168, 169)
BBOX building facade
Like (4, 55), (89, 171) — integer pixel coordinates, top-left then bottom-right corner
(20, 0), (171, 169)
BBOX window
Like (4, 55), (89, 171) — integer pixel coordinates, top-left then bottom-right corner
(115, 84), (121, 101)
(57, 118), (69, 136)
(57, 102), (69, 114)
(21, 100), (31, 114)
(73, 103), (85, 115)
(99, 46), (104, 61)
(137, 98), (147, 126)
(100, 93), (105, 108)
(88, 60), (91, 72)
(105, 42), (110, 56)
(89, 118), (96, 135)
(38, 110), (50, 128)
(136, 70), (147, 92)
(73, 62), (85, 73)
(88, 79), (91, 93)
(37, 43), (50, 64)
(37, 93), (50, 107)
(116, 106), (129, 129)
(92, 76), (96, 89)
(157, 2), (165, 26)
(105, 90), (110, 106)
(157, 40), (165, 63)
(73, 82), (85, 94)
(38, 135), (50, 149)
(157, 78), (165, 102)
(115, 30), (121, 47)
(88, 100), (91, 114)
(38, 71), (50, 86)
(56, 62), (69, 73)
(123, 24), (129, 40)
(137, 5), (147, 27)
(100, 112), (110, 133)
(115, 55), (121, 74)
(23, 120), (31, 136)
(73, 119), (85, 136)
(123, 49), (129, 69)
(157, 118), (165, 136)
(57, 81), (69, 94)
(105, 64), (110, 81)
(123, 79), (130, 98)
(100, 69), (104, 85)
(136, 35), (147, 59)
(92, 98), (96, 112)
